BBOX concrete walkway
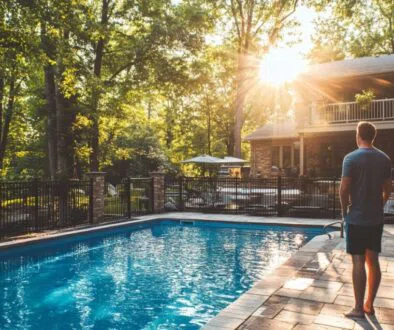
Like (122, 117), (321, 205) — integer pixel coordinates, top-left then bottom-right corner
(204, 224), (394, 330)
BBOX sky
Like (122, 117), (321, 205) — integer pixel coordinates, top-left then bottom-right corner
(258, 6), (317, 85)
(288, 5), (317, 60)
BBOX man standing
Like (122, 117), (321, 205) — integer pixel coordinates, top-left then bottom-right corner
(340, 121), (392, 318)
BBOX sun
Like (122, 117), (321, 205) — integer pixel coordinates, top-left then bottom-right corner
(259, 49), (307, 86)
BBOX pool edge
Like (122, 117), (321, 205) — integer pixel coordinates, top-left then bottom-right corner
(0, 213), (339, 251)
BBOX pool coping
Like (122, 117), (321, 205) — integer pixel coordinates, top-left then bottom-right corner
(0, 212), (340, 250)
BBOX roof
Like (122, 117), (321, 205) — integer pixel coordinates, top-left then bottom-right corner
(244, 121), (298, 141)
(181, 155), (222, 164)
(299, 54), (394, 81)
(218, 157), (248, 164)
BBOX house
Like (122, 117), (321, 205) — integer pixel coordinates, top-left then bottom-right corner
(246, 54), (394, 177)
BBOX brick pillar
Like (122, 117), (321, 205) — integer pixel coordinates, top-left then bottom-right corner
(87, 172), (106, 223)
(150, 171), (165, 213)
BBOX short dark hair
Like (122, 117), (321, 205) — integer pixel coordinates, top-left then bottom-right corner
(357, 121), (376, 143)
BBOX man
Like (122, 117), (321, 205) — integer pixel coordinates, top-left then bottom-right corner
(340, 121), (392, 318)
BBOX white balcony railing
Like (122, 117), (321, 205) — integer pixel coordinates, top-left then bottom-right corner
(310, 98), (394, 125)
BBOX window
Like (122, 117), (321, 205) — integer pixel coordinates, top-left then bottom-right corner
(271, 146), (280, 167)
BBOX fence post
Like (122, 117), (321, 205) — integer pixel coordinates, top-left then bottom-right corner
(179, 176), (184, 211)
(150, 171), (165, 213)
(126, 177), (131, 218)
(87, 172), (106, 223)
(89, 177), (94, 224)
(150, 177), (154, 213)
(332, 178), (337, 219)
(235, 176), (238, 213)
(277, 176), (282, 216)
(33, 179), (39, 230)
(58, 180), (69, 227)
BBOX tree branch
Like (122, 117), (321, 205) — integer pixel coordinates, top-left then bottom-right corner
(230, 0), (242, 45)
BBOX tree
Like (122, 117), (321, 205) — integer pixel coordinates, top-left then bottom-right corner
(0, 1), (37, 171)
(308, 0), (394, 62)
(223, 0), (300, 157)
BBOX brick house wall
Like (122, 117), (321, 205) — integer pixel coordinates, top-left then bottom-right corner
(251, 141), (272, 177)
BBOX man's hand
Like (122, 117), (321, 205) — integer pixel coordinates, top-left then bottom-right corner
(340, 176), (351, 218)
(383, 178), (392, 206)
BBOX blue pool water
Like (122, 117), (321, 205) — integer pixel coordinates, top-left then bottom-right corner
(0, 220), (327, 330)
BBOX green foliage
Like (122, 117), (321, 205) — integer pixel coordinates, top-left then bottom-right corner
(0, 0), (305, 179)
(355, 89), (375, 110)
(308, 0), (394, 62)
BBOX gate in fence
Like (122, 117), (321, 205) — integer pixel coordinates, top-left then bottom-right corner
(104, 177), (154, 218)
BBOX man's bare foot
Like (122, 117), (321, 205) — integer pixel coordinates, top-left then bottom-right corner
(344, 308), (365, 318)
(363, 303), (375, 316)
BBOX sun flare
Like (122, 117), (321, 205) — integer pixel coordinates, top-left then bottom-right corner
(259, 49), (307, 86)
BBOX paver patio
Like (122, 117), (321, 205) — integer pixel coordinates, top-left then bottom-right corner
(203, 219), (394, 330)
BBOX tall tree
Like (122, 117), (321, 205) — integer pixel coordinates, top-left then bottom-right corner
(308, 0), (394, 62)
(0, 1), (32, 170)
(225, 0), (299, 157)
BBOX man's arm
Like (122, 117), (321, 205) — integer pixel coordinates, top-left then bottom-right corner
(383, 178), (392, 206)
(340, 176), (351, 217)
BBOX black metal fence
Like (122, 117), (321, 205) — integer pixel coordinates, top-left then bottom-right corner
(104, 177), (154, 218)
(166, 177), (340, 219)
(0, 180), (92, 238)
(166, 176), (394, 220)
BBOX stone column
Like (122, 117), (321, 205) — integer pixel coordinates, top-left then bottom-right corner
(87, 172), (106, 223)
(150, 171), (165, 213)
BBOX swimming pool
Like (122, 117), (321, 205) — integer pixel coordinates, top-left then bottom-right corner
(0, 220), (327, 329)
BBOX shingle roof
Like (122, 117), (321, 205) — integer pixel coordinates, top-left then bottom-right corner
(299, 54), (394, 81)
(244, 121), (298, 141)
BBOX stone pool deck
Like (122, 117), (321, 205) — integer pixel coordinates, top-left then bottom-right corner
(197, 218), (394, 330)
(1, 212), (393, 329)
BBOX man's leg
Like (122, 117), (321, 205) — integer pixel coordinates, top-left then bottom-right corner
(345, 254), (366, 317)
(364, 249), (381, 315)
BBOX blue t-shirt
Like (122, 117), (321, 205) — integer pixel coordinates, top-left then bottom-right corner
(342, 147), (392, 226)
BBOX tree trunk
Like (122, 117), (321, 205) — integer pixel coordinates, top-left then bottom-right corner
(55, 30), (73, 179)
(233, 54), (246, 157)
(54, 84), (70, 178)
(0, 75), (16, 169)
(0, 77), (4, 141)
(206, 96), (211, 155)
(41, 24), (58, 179)
(90, 0), (110, 172)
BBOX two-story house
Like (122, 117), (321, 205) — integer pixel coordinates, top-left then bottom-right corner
(246, 54), (394, 177)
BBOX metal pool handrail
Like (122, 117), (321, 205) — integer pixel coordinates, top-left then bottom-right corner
(324, 220), (344, 238)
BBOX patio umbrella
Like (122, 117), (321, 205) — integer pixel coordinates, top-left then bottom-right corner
(181, 155), (222, 177)
(218, 156), (248, 165)
(181, 154), (222, 164)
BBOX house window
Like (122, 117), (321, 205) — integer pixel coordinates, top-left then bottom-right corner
(272, 146), (280, 167)
(272, 145), (295, 169)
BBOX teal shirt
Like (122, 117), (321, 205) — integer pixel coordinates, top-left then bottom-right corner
(342, 147), (392, 226)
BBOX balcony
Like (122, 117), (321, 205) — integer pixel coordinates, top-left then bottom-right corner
(309, 98), (394, 126)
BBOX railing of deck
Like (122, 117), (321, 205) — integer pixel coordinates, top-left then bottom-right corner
(311, 98), (394, 124)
